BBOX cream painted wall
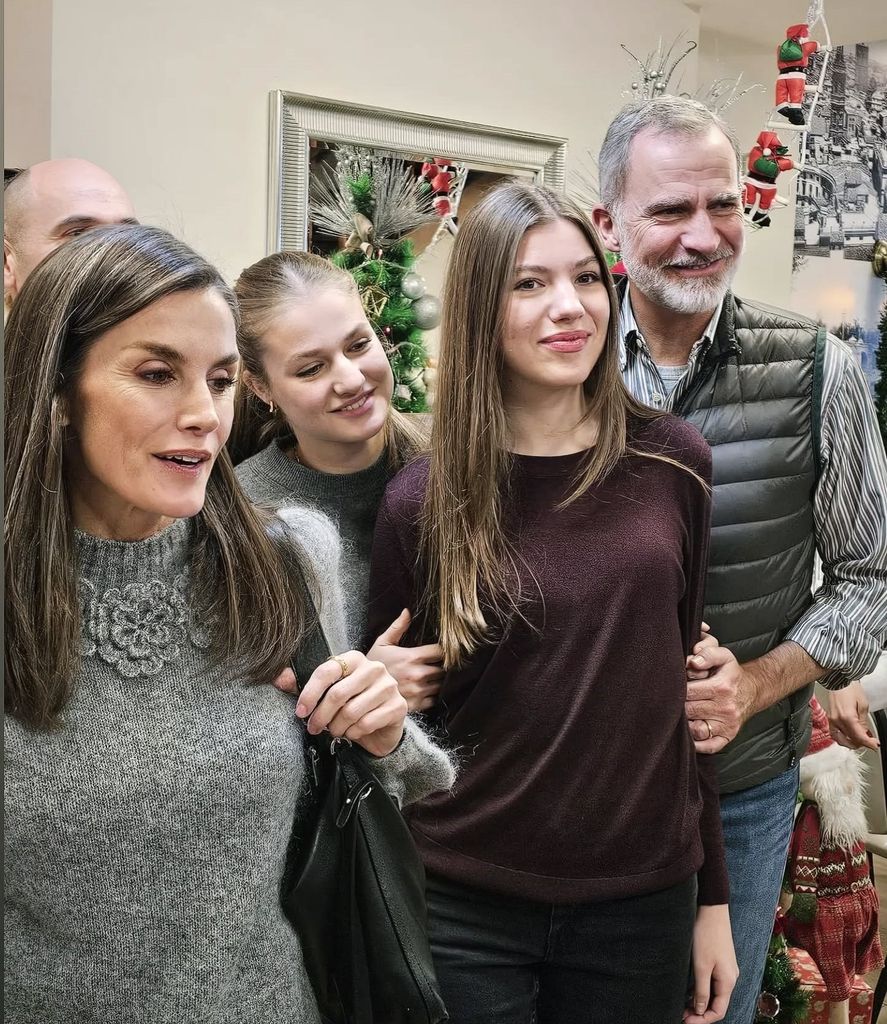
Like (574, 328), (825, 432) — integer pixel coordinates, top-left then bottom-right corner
(45, 0), (699, 283)
(697, 27), (798, 308)
(6, 1), (859, 313)
(4, 0), (53, 167)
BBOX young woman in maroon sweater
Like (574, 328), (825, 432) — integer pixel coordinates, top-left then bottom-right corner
(365, 182), (738, 1024)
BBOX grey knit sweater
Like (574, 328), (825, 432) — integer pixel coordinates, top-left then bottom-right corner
(4, 515), (455, 1024)
(236, 441), (391, 648)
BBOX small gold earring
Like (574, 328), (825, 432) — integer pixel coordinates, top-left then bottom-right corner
(268, 400), (275, 415)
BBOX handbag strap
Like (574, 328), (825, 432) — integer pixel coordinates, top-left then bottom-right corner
(291, 606), (334, 693)
(295, 606), (378, 1024)
(264, 513), (335, 683)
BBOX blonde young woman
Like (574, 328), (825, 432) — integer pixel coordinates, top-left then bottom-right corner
(4, 224), (453, 1024)
(230, 252), (443, 710)
(365, 182), (739, 1024)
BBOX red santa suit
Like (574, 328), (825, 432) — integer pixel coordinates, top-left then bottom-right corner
(743, 131), (794, 227)
(782, 698), (883, 1002)
(776, 24), (820, 125)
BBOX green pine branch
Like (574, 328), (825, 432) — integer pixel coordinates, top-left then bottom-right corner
(755, 932), (809, 1024)
(329, 231), (429, 413)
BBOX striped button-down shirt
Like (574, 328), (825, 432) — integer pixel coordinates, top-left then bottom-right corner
(618, 286), (887, 688)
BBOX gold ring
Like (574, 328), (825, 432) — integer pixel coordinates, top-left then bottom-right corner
(330, 655), (351, 681)
(704, 720), (713, 741)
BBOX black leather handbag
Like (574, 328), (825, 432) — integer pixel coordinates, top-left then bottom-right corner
(281, 613), (449, 1024)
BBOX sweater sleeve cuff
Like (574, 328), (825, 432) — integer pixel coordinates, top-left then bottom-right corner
(786, 612), (883, 689)
(368, 717), (457, 808)
(697, 863), (730, 907)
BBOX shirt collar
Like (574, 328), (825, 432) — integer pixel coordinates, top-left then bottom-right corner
(617, 280), (723, 371)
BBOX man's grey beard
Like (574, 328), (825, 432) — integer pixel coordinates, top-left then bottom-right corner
(618, 234), (739, 316)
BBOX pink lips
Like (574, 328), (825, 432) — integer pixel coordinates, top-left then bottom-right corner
(540, 331), (589, 353)
(332, 390), (375, 417)
(153, 450), (212, 478)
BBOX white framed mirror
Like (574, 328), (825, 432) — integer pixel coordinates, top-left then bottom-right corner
(267, 91), (568, 254)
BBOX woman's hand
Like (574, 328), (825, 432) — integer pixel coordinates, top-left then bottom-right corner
(295, 651), (408, 758)
(367, 609), (445, 713)
(683, 904), (738, 1023)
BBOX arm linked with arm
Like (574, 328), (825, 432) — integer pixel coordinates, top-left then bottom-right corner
(363, 496), (424, 654)
(364, 490), (445, 711)
(693, 344), (887, 731)
(364, 489), (456, 805)
(680, 441), (730, 905)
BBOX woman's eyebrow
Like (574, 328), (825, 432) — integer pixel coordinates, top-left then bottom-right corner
(124, 342), (238, 368)
(283, 325), (372, 368)
(514, 255), (600, 275)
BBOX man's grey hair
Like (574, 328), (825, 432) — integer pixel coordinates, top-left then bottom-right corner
(598, 95), (741, 213)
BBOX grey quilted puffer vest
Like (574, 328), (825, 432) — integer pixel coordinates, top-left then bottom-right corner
(673, 294), (825, 794)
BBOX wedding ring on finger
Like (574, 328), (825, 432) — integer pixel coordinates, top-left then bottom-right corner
(330, 655), (351, 681)
(703, 720), (713, 741)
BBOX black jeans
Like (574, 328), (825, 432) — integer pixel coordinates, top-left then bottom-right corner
(426, 872), (697, 1024)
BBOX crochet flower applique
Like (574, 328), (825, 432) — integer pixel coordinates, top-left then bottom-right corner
(80, 573), (212, 678)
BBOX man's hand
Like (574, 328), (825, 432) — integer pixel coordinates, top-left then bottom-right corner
(686, 645), (748, 754)
(827, 680), (878, 750)
(687, 623), (719, 680)
(367, 608), (444, 713)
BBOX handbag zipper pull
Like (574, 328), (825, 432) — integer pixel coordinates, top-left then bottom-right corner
(336, 779), (374, 829)
(308, 745), (321, 787)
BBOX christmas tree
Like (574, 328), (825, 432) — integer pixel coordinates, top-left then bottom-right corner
(311, 154), (441, 413)
(331, 235), (432, 413)
(875, 282), (887, 451)
(755, 928), (809, 1024)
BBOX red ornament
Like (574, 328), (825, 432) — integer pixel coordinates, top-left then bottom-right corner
(383, 326), (392, 335)
(420, 162), (437, 178)
(433, 196), (451, 217)
(430, 171), (452, 193)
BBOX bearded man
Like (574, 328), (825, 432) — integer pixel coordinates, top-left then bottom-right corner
(592, 96), (887, 1024)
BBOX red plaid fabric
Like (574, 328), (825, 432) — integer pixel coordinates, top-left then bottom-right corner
(783, 802), (883, 999)
(787, 945), (875, 1023)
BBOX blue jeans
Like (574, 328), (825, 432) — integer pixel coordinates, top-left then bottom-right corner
(426, 873), (697, 1024)
(720, 764), (800, 1024)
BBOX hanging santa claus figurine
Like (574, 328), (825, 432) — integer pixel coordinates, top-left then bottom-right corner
(743, 131), (794, 227)
(776, 24), (821, 126)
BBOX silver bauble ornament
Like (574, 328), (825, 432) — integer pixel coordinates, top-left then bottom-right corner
(401, 271), (427, 300)
(412, 294), (441, 330)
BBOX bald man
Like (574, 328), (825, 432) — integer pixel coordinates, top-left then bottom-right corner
(4, 158), (137, 303)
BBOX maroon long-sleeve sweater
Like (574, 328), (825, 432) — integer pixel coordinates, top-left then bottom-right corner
(365, 414), (729, 906)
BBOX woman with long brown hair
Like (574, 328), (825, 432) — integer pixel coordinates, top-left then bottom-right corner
(4, 223), (453, 1023)
(365, 181), (738, 1023)
(230, 251), (443, 711)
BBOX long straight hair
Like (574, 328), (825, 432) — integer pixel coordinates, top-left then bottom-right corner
(5, 224), (312, 729)
(421, 181), (695, 667)
(228, 250), (426, 466)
